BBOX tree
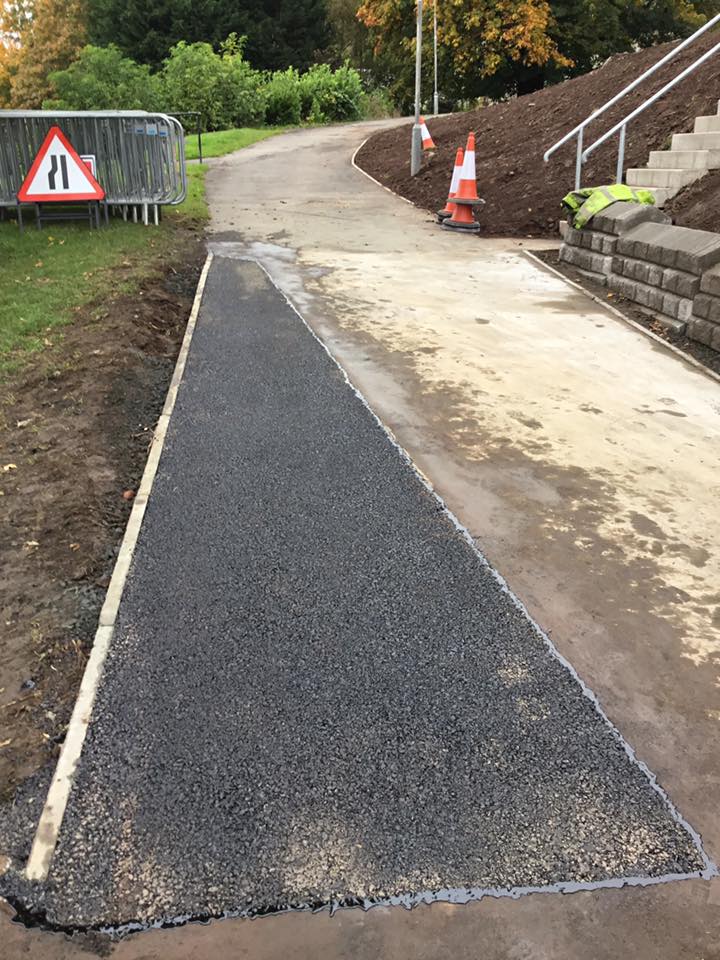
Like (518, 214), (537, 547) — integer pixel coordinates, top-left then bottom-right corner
(356, 0), (717, 104)
(1, 0), (87, 107)
(44, 43), (161, 109)
(86, 0), (330, 72)
(357, 0), (571, 104)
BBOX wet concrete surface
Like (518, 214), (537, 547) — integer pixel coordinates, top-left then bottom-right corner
(18, 257), (706, 928)
(4, 878), (720, 959)
(202, 121), (720, 955)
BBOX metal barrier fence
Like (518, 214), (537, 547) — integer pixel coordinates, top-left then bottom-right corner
(0, 110), (187, 217)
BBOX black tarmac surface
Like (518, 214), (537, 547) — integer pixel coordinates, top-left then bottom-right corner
(43, 258), (705, 927)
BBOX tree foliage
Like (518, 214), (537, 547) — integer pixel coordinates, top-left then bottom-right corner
(86, 0), (330, 72)
(357, 0), (718, 103)
(160, 35), (266, 129)
(2, 0), (86, 106)
(44, 43), (160, 110)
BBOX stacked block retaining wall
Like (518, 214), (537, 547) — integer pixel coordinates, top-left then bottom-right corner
(558, 202), (720, 348)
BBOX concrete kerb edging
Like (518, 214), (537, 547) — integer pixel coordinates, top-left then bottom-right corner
(523, 249), (720, 387)
(23, 252), (215, 884)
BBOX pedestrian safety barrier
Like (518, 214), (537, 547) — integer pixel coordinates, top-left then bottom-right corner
(0, 110), (187, 223)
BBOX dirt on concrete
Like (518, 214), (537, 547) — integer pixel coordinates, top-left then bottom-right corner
(0, 232), (204, 808)
(355, 30), (720, 237)
(532, 247), (720, 376)
(665, 167), (720, 230)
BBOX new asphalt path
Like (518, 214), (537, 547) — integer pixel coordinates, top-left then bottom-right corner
(36, 256), (706, 928)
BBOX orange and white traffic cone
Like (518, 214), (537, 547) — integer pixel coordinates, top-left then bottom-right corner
(442, 132), (485, 233)
(437, 146), (464, 221)
(419, 116), (435, 150)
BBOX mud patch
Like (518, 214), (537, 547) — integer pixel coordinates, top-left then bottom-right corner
(0, 233), (204, 811)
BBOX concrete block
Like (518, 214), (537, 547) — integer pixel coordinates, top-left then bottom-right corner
(611, 255), (625, 276)
(700, 264), (720, 296)
(657, 315), (688, 336)
(688, 317), (717, 346)
(712, 325), (720, 352)
(626, 167), (699, 191)
(634, 283), (652, 307)
(589, 232), (616, 255)
(647, 264), (664, 287)
(648, 287), (666, 312)
(608, 275), (637, 299)
(633, 261), (651, 284)
(672, 132), (720, 151)
(678, 298), (693, 323)
(559, 220), (569, 240)
(619, 222), (720, 275)
(591, 201), (670, 236)
(662, 268), (700, 299)
(692, 292), (720, 322)
(694, 115), (720, 133)
(559, 244), (613, 275)
(578, 269), (609, 286)
(648, 148), (720, 170)
(662, 292), (684, 319)
(677, 237), (720, 274)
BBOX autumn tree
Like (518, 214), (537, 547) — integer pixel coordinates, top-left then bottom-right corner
(357, 0), (717, 104)
(0, 0), (87, 107)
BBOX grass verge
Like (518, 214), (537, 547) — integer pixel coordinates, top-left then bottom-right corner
(185, 126), (287, 160)
(0, 165), (208, 378)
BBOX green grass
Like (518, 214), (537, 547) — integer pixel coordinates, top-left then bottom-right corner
(0, 166), (208, 377)
(184, 126), (287, 160)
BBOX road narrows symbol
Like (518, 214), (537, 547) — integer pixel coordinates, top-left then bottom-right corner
(17, 126), (105, 203)
(47, 155), (70, 191)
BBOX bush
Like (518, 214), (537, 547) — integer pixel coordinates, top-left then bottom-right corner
(44, 45), (160, 111)
(264, 67), (301, 125)
(359, 85), (396, 120)
(160, 36), (265, 131)
(297, 63), (364, 123)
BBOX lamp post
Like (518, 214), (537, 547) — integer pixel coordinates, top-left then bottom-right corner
(433, 0), (439, 116)
(410, 0), (423, 176)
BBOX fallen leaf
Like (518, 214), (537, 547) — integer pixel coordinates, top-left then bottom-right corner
(2, 463), (17, 472)
(0, 739), (11, 748)
(122, 489), (135, 501)
(34, 260), (43, 268)
(16, 418), (32, 428)
(25, 540), (39, 550)
(69, 543), (80, 551)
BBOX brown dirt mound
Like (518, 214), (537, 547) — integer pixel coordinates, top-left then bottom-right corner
(356, 30), (720, 237)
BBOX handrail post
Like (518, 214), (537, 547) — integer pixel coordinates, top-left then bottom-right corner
(575, 128), (583, 190)
(616, 124), (626, 184)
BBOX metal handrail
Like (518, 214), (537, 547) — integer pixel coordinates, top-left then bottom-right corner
(582, 38), (720, 182)
(543, 12), (720, 189)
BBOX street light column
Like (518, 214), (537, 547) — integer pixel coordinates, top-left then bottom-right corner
(411, 0), (423, 176)
(433, 0), (439, 116)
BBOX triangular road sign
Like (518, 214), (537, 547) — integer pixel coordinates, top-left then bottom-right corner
(18, 126), (105, 203)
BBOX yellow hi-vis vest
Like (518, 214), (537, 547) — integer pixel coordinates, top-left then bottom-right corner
(562, 184), (656, 229)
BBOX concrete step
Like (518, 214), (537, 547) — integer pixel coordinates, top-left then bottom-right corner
(620, 186), (674, 206)
(648, 148), (720, 170)
(626, 167), (699, 189)
(694, 115), (720, 133)
(672, 131), (720, 150)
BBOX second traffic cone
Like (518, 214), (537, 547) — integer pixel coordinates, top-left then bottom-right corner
(419, 116), (436, 150)
(437, 147), (464, 222)
(443, 132), (485, 233)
